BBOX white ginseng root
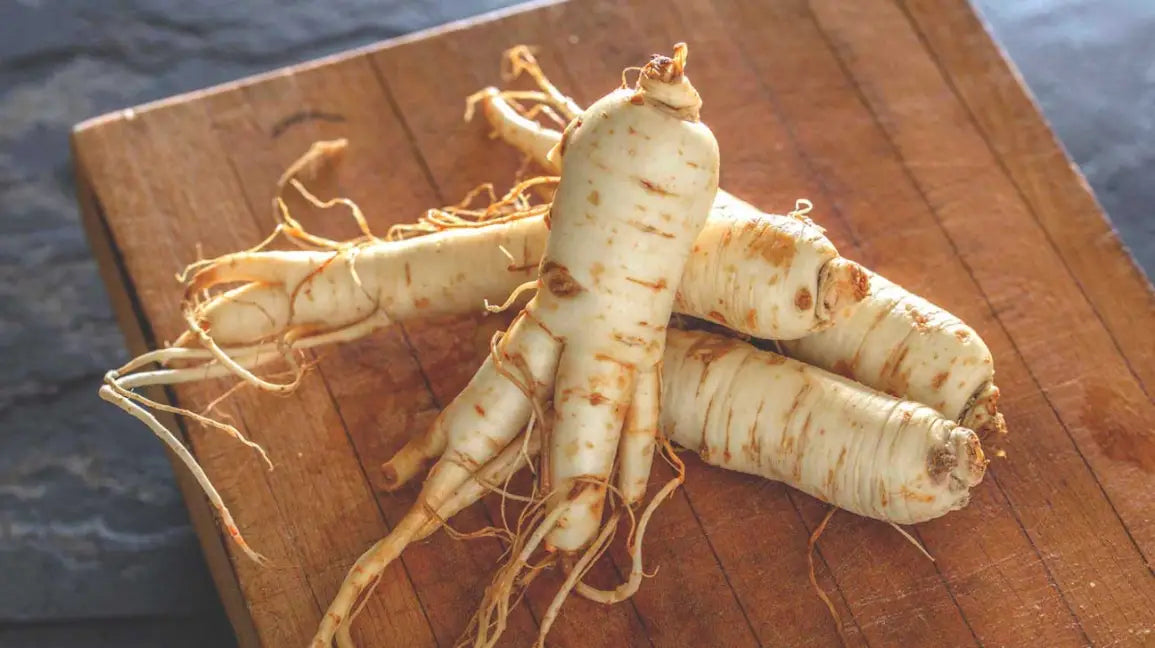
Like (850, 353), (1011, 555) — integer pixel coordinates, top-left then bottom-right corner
(470, 46), (1005, 439)
(662, 328), (987, 524)
(312, 44), (721, 648)
(194, 194), (864, 348)
(780, 272), (1005, 438)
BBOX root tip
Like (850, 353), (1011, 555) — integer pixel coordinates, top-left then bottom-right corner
(379, 463), (403, 492)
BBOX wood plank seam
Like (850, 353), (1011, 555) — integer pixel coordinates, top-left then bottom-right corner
(817, 0), (1155, 578)
(311, 367), (444, 634)
(914, 530), (988, 645)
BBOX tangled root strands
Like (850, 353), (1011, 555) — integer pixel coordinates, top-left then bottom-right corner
(500, 45), (582, 119)
(98, 384), (268, 565)
(105, 371), (273, 471)
(182, 306), (306, 395)
(289, 178), (380, 243)
(386, 176), (558, 241)
(465, 504), (568, 648)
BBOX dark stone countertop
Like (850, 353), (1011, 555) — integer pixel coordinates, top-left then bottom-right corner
(0, 0), (1151, 645)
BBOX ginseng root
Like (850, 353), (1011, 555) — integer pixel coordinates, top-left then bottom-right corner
(662, 328), (987, 524)
(779, 272), (1005, 438)
(313, 43), (721, 648)
(100, 159), (554, 563)
(469, 46), (1005, 439)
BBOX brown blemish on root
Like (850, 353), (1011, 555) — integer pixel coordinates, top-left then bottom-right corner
(587, 190), (600, 206)
(414, 297), (430, 309)
(590, 262), (605, 286)
(955, 329), (971, 342)
(831, 360), (855, 379)
(795, 287), (813, 312)
(928, 444), (958, 480)
(880, 346), (912, 396)
(612, 332), (647, 347)
(708, 310), (729, 325)
(911, 309), (930, 332)
(745, 309), (757, 330)
(627, 219), (676, 238)
(404, 262), (412, 286)
(626, 276), (668, 291)
(630, 93), (645, 106)
(541, 260), (584, 298)
(900, 486), (936, 503)
(686, 335), (740, 363)
(474, 404), (486, 417)
(638, 178), (675, 197)
(752, 226), (798, 267)
(932, 372), (949, 390)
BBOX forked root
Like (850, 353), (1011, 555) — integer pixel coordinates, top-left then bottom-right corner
(314, 425), (545, 648)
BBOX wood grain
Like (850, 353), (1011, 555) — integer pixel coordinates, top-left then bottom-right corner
(73, 0), (1155, 646)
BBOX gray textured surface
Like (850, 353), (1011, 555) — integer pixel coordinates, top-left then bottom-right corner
(0, 0), (1151, 644)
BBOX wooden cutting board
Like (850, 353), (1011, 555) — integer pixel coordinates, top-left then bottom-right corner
(73, 0), (1155, 646)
